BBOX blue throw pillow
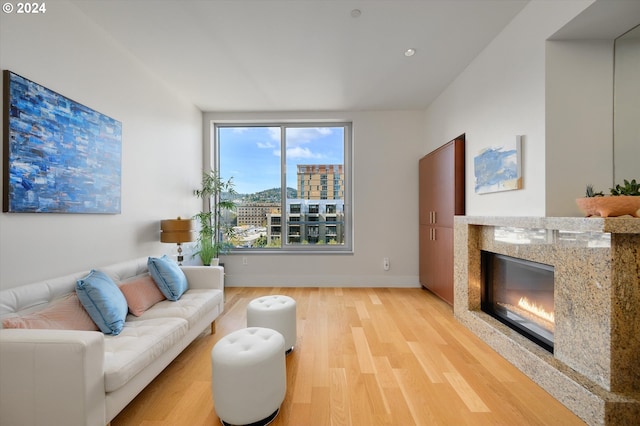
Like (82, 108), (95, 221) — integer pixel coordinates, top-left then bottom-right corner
(147, 255), (188, 301)
(76, 270), (128, 335)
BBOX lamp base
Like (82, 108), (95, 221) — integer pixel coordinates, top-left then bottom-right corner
(177, 244), (184, 265)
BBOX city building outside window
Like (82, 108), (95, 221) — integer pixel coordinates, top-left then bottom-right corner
(214, 123), (352, 252)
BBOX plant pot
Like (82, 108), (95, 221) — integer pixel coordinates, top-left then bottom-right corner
(202, 258), (219, 267)
(575, 196), (640, 218)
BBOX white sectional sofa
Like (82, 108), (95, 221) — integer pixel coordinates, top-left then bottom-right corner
(0, 257), (224, 426)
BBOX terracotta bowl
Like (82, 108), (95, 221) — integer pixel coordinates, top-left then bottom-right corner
(575, 196), (640, 218)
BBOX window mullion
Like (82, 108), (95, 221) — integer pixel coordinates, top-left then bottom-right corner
(280, 125), (287, 248)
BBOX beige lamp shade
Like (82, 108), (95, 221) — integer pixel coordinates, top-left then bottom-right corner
(160, 218), (195, 243)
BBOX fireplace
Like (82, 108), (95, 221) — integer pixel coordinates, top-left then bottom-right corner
(481, 251), (554, 352)
(455, 217), (640, 425)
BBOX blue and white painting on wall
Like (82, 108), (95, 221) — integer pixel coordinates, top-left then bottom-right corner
(3, 70), (122, 213)
(474, 135), (522, 194)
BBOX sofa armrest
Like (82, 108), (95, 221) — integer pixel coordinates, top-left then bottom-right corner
(0, 329), (106, 426)
(180, 265), (224, 291)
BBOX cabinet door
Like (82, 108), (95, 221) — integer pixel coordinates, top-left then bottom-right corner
(420, 225), (454, 304)
(419, 224), (432, 286)
(420, 225), (439, 293)
(430, 142), (455, 228)
(419, 155), (433, 225)
(431, 227), (454, 304)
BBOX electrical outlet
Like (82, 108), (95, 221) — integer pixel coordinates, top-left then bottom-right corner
(383, 257), (390, 271)
(242, 257), (248, 265)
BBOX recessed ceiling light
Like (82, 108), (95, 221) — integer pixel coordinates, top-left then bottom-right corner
(404, 48), (416, 57)
(350, 9), (361, 18)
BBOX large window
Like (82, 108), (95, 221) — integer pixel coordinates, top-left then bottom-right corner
(214, 122), (352, 252)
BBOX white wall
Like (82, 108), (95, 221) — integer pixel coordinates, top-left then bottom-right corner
(545, 40), (614, 215)
(614, 28), (640, 184)
(0, 1), (203, 289)
(202, 110), (424, 287)
(424, 0), (596, 216)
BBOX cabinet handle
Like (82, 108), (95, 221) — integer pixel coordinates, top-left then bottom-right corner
(433, 228), (436, 240)
(433, 211), (437, 224)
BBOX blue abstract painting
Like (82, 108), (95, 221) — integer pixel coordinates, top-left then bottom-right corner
(474, 136), (522, 194)
(3, 71), (122, 213)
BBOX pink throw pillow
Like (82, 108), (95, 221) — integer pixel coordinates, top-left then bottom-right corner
(2, 294), (99, 331)
(119, 275), (166, 316)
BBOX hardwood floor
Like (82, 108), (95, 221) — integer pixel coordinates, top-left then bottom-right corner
(112, 287), (585, 426)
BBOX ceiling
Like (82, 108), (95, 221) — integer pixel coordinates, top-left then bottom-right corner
(71, 0), (529, 112)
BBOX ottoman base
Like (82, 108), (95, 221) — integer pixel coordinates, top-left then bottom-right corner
(221, 408), (279, 426)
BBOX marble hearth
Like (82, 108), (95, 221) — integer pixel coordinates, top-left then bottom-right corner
(454, 216), (640, 426)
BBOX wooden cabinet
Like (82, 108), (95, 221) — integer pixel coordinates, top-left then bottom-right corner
(419, 136), (465, 305)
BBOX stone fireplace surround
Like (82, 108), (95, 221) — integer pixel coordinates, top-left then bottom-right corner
(454, 216), (640, 426)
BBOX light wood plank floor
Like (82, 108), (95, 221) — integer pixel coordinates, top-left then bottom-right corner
(112, 287), (585, 425)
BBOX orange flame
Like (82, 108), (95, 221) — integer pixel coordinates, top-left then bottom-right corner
(518, 297), (554, 323)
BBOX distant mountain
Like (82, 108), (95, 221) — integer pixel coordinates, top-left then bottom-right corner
(230, 187), (298, 203)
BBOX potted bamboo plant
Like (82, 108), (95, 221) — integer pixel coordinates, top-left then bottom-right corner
(193, 170), (237, 266)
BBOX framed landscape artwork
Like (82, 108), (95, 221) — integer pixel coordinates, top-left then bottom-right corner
(3, 70), (122, 213)
(474, 135), (523, 194)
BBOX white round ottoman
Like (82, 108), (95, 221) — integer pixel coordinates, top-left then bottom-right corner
(211, 327), (286, 426)
(247, 295), (297, 354)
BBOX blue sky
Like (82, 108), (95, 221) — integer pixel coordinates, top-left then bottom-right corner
(218, 126), (344, 194)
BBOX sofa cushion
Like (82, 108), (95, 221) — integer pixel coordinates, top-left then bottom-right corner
(1, 294), (99, 331)
(119, 274), (166, 316)
(128, 289), (223, 328)
(147, 256), (188, 301)
(103, 317), (188, 392)
(76, 270), (128, 335)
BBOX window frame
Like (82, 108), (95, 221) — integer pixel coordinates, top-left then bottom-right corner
(212, 121), (353, 254)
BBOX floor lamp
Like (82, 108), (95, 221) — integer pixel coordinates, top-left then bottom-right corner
(160, 217), (195, 265)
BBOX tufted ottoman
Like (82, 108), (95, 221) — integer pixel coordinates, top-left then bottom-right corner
(247, 295), (297, 354)
(211, 327), (286, 426)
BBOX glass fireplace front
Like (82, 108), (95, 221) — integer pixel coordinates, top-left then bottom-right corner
(481, 251), (555, 352)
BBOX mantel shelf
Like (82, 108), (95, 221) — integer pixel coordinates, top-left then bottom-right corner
(455, 215), (640, 234)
